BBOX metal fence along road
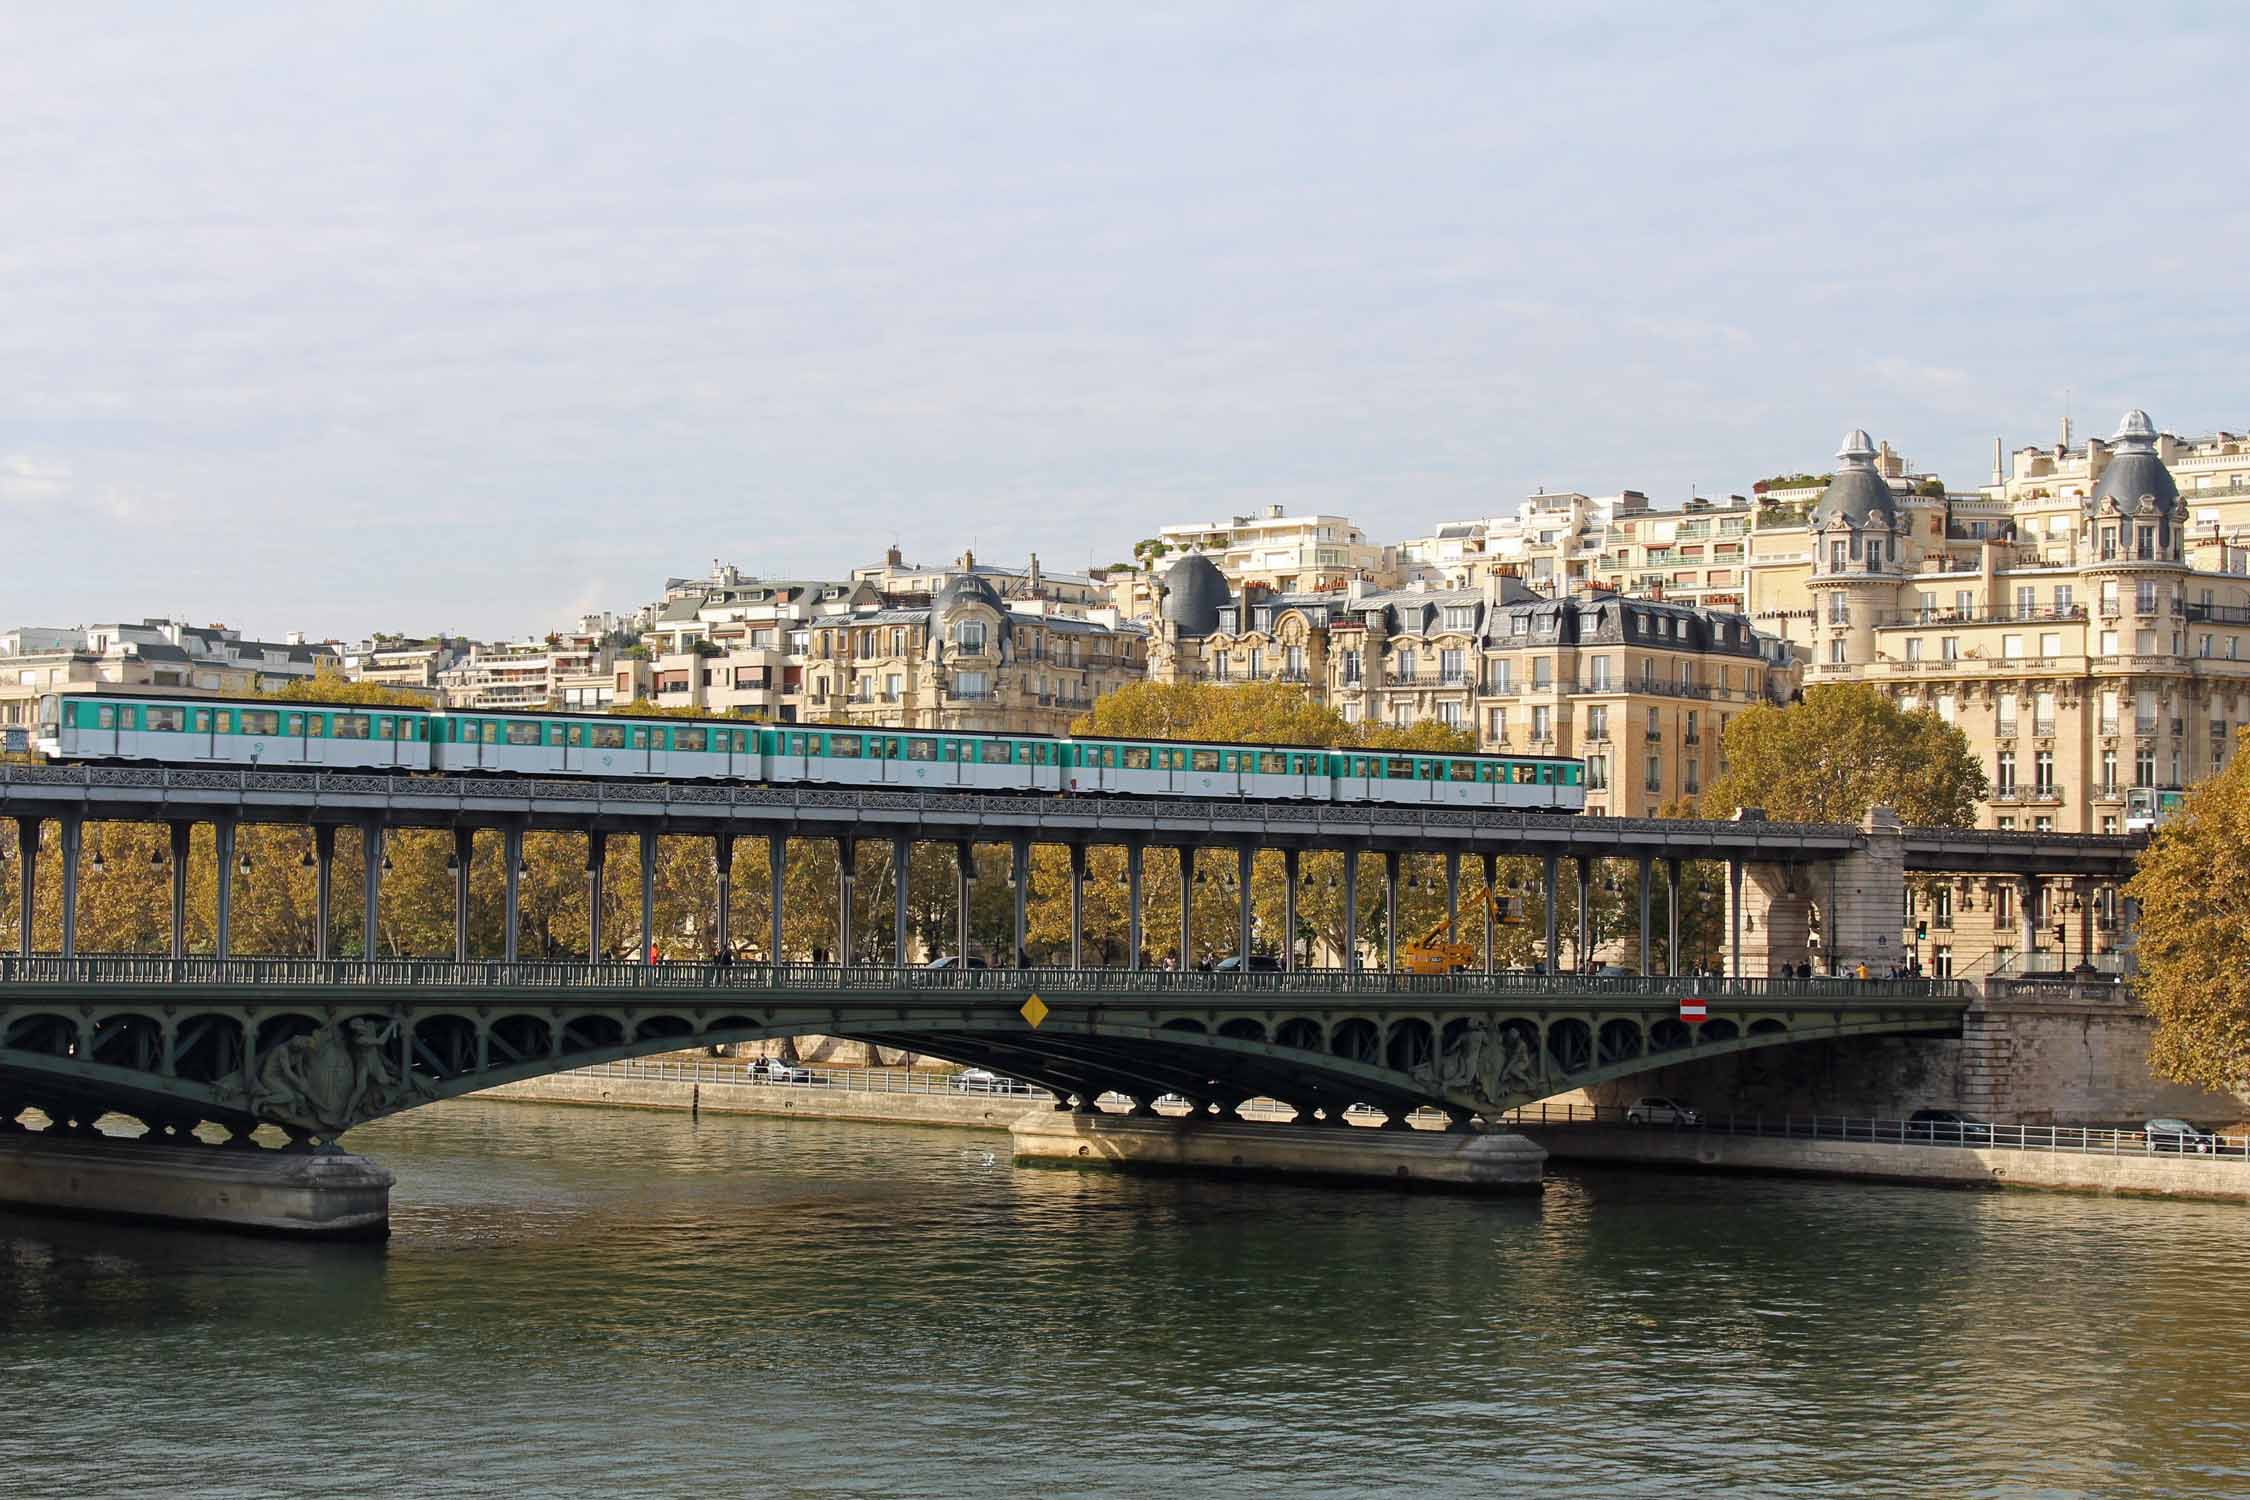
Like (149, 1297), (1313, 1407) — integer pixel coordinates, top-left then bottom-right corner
(579, 1058), (1052, 1098)
(1502, 1102), (2250, 1160)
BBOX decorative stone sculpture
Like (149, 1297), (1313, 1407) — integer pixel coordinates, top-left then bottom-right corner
(239, 1019), (432, 1137)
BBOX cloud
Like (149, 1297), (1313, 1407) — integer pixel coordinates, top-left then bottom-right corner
(0, 456), (72, 503)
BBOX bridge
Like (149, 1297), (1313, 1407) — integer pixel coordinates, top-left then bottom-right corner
(0, 956), (1969, 1145)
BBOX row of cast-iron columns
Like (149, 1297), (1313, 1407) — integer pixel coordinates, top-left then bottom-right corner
(6, 814), (1762, 976)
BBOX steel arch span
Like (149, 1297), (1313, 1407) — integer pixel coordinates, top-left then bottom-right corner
(0, 958), (1970, 1144)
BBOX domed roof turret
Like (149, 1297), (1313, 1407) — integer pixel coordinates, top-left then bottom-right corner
(930, 572), (1004, 621)
(1160, 553), (1229, 637)
(1809, 428), (1899, 531)
(2089, 409), (2178, 517)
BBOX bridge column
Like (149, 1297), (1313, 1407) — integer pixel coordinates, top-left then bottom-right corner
(714, 833), (735, 962)
(1574, 856), (1591, 974)
(638, 830), (656, 965)
(1666, 858), (1682, 976)
(837, 837), (856, 966)
(1126, 842), (1144, 969)
(1342, 848), (1360, 972)
(954, 841), (974, 966)
(314, 824), (336, 961)
(1541, 853), (1559, 975)
(214, 819), (237, 960)
(1482, 853), (1497, 974)
(894, 835), (912, 966)
(362, 823), (383, 960)
(1383, 850), (1399, 972)
(451, 828), (474, 963)
(1728, 860), (1745, 979)
(1011, 838), (1029, 968)
(1445, 852), (1460, 938)
(1236, 844), (1253, 963)
(769, 833), (787, 965)
(585, 832), (606, 962)
(1068, 844), (1086, 969)
(502, 826), (523, 963)
(2075, 877), (2095, 975)
(14, 816), (39, 956)
(1178, 846), (1193, 968)
(1282, 849), (1299, 972)
(170, 822), (191, 960)
(1637, 855), (1652, 976)
(58, 816), (80, 959)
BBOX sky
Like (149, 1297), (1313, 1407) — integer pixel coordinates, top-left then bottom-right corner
(4, 1), (2247, 643)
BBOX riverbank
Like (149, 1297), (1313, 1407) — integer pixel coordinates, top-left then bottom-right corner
(476, 1070), (1033, 1130)
(1517, 1123), (2250, 1203)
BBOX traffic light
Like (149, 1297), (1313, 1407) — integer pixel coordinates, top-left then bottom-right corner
(2052, 922), (2067, 945)
(1914, 920), (1928, 939)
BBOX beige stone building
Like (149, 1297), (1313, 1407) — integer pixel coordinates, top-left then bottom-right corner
(1, 620), (336, 730)
(1144, 554), (1797, 817)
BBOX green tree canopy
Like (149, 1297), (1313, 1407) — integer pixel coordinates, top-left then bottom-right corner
(1702, 683), (1986, 827)
(1073, 681), (1476, 754)
(268, 668), (431, 708)
(2125, 736), (2250, 1091)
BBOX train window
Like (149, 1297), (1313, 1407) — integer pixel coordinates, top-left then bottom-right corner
(333, 714), (370, 740)
(375, 718), (395, 741)
(1156, 749), (1183, 771)
(1258, 752), (1287, 774)
(1096, 747), (1118, 768)
(1122, 747), (1152, 770)
(566, 725), (585, 747)
(503, 721), (539, 746)
(829, 734), (860, 758)
(214, 711), (232, 732)
(591, 725), (626, 749)
(675, 727), (708, 752)
(240, 710), (280, 736)
(1191, 749), (1221, 772)
(980, 741), (1012, 764)
(285, 714), (305, 735)
(1383, 758), (1411, 779)
(1448, 760), (1476, 782)
(96, 706), (117, 729)
(787, 733), (809, 755)
(192, 710), (211, 732)
(629, 728), (648, 749)
(906, 738), (937, 762)
(142, 706), (182, 731)
(1513, 764), (1537, 784)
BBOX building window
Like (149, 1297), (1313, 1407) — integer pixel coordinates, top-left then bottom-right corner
(1213, 655), (1229, 682)
(2137, 580), (2158, 614)
(2100, 748), (2117, 793)
(2135, 748), (2155, 787)
(1588, 656), (1611, 690)
(955, 622), (987, 654)
(1533, 658), (1552, 688)
(1645, 707), (1661, 740)
(1532, 706), (1551, 741)
(1439, 648), (1464, 683)
(1438, 701), (1463, 729)
(1487, 706), (1507, 741)
(1941, 638), (1960, 662)
(1586, 706), (1608, 741)
(2034, 749), (2054, 793)
(1997, 693), (2017, 735)
(1644, 755), (1662, 793)
(1247, 648), (1264, 678)
(1905, 639), (1923, 663)
(1683, 759), (1700, 795)
(1586, 754), (1608, 789)
(2033, 692), (2055, 736)
(1488, 660), (1512, 693)
(1996, 750), (2015, 793)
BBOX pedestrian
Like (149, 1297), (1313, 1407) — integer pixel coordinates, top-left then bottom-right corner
(714, 947), (733, 970)
(1855, 960), (1869, 981)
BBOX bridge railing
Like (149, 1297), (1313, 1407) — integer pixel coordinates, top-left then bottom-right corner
(579, 1058), (1054, 1098)
(1503, 1102), (2250, 1160)
(0, 954), (1972, 1004)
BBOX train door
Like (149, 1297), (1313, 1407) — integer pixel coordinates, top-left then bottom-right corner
(81, 699), (122, 759)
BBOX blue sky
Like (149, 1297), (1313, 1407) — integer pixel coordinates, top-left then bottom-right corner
(4, 2), (2245, 640)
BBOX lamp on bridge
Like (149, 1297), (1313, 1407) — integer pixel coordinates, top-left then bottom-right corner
(149, 846), (165, 868)
(237, 852), (253, 877)
(445, 851), (459, 874)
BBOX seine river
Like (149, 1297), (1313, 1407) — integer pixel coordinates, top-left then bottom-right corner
(2, 1100), (2244, 1499)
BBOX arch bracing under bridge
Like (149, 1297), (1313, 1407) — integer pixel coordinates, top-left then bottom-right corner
(0, 958), (1970, 1144)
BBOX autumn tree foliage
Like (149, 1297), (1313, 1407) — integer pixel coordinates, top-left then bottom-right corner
(1703, 683), (1986, 827)
(2125, 735), (2250, 1092)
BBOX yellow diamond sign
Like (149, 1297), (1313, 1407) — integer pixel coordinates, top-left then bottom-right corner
(1019, 993), (1050, 1028)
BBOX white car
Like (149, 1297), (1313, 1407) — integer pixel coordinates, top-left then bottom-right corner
(1625, 1096), (1700, 1126)
(949, 1068), (1008, 1093)
(761, 1061), (813, 1084)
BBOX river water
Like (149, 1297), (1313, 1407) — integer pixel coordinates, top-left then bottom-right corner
(1, 1100), (2244, 1499)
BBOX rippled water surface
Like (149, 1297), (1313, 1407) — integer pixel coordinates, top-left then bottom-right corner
(3, 1100), (2246, 1498)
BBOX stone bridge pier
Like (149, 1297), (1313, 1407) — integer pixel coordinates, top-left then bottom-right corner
(1730, 806), (1907, 978)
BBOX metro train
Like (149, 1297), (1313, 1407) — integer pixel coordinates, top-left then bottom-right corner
(35, 690), (1589, 812)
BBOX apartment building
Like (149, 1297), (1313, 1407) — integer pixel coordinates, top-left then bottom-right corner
(0, 620), (336, 728)
(1145, 553), (1795, 817)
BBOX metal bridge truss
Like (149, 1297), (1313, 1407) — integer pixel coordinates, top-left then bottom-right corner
(0, 959), (1969, 1145)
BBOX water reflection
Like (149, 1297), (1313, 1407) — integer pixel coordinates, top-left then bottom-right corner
(1, 1098), (2244, 1499)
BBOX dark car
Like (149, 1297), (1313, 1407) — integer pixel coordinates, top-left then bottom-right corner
(2143, 1118), (2218, 1154)
(1905, 1108), (1992, 1144)
(1211, 954), (1283, 973)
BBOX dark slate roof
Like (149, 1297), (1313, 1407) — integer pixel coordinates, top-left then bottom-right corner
(2089, 409), (2179, 517)
(1809, 429), (1900, 530)
(930, 573), (1006, 619)
(1160, 554), (1230, 637)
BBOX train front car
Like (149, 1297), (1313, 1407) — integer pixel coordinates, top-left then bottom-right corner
(36, 691), (436, 772)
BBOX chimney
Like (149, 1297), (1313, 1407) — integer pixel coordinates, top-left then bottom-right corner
(885, 543), (902, 567)
(1992, 436), (2004, 486)
(1027, 553), (1040, 591)
(1267, 503), (1285, 519)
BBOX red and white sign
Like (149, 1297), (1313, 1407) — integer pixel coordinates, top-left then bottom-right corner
(1679, 997), (1709, 1021)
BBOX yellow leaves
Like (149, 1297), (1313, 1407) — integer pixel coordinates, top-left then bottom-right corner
(2127, 729), (2250, 1091)
(1703, 683), (1986, 828)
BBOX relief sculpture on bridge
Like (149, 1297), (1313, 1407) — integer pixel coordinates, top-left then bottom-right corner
(1414, 1017), (1544, 1113)
(237, 1019), (433, 1138)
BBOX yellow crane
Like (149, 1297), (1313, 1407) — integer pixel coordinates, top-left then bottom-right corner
(1399, 888), (1523, 974)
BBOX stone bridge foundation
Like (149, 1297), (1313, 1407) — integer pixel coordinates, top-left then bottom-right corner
(1009, 1110), (1546, 1191)
(0, 1130), (393, 1237)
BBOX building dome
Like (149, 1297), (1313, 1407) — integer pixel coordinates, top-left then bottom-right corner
(2088, 409), (2178, 517)
(1808, 428), (1899, 530)
(929, 572), (1004, 622)
(1160, 553), (1230, 637)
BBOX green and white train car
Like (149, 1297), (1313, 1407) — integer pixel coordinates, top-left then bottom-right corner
(37, 691), (1586, 811)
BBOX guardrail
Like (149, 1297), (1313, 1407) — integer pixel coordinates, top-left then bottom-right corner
(581, 1058), (1052, 1098)
(1502, 1101), (2250, 1159)
(0, 954), (1972, 1003)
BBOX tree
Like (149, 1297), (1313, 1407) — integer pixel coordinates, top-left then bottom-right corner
(1703, 683), (1986, 827)
(269, 668), (430, 708)
(1072, 680), (1353, 746)
(2125, 736), (2250, 1091)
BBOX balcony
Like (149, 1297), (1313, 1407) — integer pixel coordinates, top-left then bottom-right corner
(1874, 605), (2085, 628)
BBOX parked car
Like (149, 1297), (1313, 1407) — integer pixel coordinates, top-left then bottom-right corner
(2143, 1118), (2218, 1154)
(923, 955), (988, 970)
(1906, 1108), (1993, 1144)
(950, 1067), (1009, 1093)
(763, 1061), (813, 1084)
(1624, 1096), (1699, 1126)
(1211, 954), (1283, 973)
